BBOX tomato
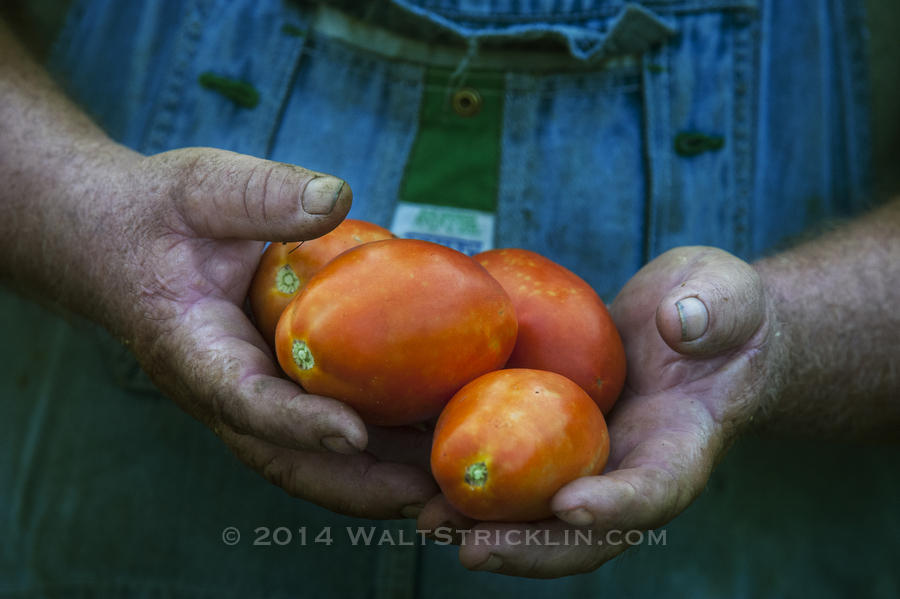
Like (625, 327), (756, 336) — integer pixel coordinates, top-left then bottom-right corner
(248, 219), (394, 348)
(431, 368), (609, 522)
(474, 248), (626, 414)
(275, 238), (518, 426)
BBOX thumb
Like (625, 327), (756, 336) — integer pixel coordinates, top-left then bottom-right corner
(162, 147), (352, 241)
(655, 248), (766, 356)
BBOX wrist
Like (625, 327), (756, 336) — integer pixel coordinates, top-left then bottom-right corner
(746, 259), (794, 434)
(686, 255), (795, 446)
(1, 135), (145, 330)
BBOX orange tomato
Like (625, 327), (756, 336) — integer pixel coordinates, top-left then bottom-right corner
(431, 369), (609, 522)
(275, 239), (518, 426)
(475, 248), (626, 414)
(248, 219), (394, 348)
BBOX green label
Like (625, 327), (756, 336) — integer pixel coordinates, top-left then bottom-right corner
(398, 67), (504, 213)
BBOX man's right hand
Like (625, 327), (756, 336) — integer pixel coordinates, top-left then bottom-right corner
(2, 17), (438, 519)
(118, 147), (440, 519)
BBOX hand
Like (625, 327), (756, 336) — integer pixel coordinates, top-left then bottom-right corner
(87, 146), (438, 518)
(417, 246), (786, 577)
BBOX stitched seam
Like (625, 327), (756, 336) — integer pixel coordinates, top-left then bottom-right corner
(251, 9), (317, 159)
(264, 27), (311, 159)
(45, 0), (91, 71)
(394, 70), (430, 215)
(639, 43), (672, 262)
(731, 9), (755, 258)
(141, 0), (206, 154)
(751, 0), (772, 256)
(308, 31), (641, 90)
(834, 0), (873, 206)
(410, 1), (758, 22)
(303, 35), (424, 86)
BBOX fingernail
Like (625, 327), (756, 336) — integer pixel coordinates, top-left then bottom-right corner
(473, 553), (503, 572)
(556, 507), (595, 526)
(400, 503), (425, 519)
(676, 297), (709, 341)
(320, 435), (359, 455)
(302, 177), (345, 215)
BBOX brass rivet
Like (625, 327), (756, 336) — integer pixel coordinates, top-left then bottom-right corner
(451, 87), (482, 117)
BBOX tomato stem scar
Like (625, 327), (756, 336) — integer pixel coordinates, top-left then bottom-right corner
(292, 339), (315, 370)
(275, 264), (301, 294)
(464, 462), (488, 488)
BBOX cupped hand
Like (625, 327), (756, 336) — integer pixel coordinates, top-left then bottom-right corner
(92, 146), (437, 518)
(417, 246), (786, 577)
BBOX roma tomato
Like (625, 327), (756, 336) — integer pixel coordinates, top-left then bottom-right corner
(475, 248), (626, 414)
(248, 219), (393, 348)
(275, 238), (518, 426)
(431, 369), (609, 522)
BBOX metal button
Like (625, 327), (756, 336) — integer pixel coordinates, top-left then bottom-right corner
(451, 87), (482, 117)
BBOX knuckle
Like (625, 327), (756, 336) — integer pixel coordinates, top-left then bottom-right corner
(168, 150), (214, 210)
(241, 162), (280, 227)
(207, 357), (252, 432)
(211, 387), (244, 432)
(260, 453), (297, 491)
(637, 465), (689, 526)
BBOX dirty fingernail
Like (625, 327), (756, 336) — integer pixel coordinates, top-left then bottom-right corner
(556, 507), (595, 526)
(473, 553), (503, 572)
(302, 176), (345, 215)
(320, 435), (359, 454)
(676, 297), (709, 342)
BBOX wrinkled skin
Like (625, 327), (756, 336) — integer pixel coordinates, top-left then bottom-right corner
(417, 246), (785, 577)
(58, 146), (441, 519)
(0, 18), (445, 524)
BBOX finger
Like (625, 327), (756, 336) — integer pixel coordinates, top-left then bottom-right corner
(417, 494), (477, 536)
(227, 372), (368, 454)
(455, 455), (702, 577)
(155, 297), (368, 454)
(448, 417), (714, 578)
(455, 520), (626, 578)
(550, 412), (723, 530)
(454, 461), (700, 578)
(552, 466), (696, 534)
(655, 248), (765, 355)
(219, 426), (439, 519)
(168, 148), (352, 241)
(430, 395), (717, 578)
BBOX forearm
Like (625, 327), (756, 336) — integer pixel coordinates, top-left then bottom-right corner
(0, 18), (141, 323)
(754, 198), (900, 439)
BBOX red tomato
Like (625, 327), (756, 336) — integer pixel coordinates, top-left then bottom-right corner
(474, 248), (626, 414)
(431, 369), (609, 522)
(248, 219), (394, 348)
(275, 239), (518, 426)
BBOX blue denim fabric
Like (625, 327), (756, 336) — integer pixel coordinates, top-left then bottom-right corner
(2, 0), (897, 597)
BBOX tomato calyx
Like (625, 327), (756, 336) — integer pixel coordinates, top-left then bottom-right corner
(291, 339), (315, 370)
(464, 461), (488, 488)
(275, 264), (301, 294)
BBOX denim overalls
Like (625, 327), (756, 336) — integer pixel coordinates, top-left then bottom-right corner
(3, 1), (898, 596)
